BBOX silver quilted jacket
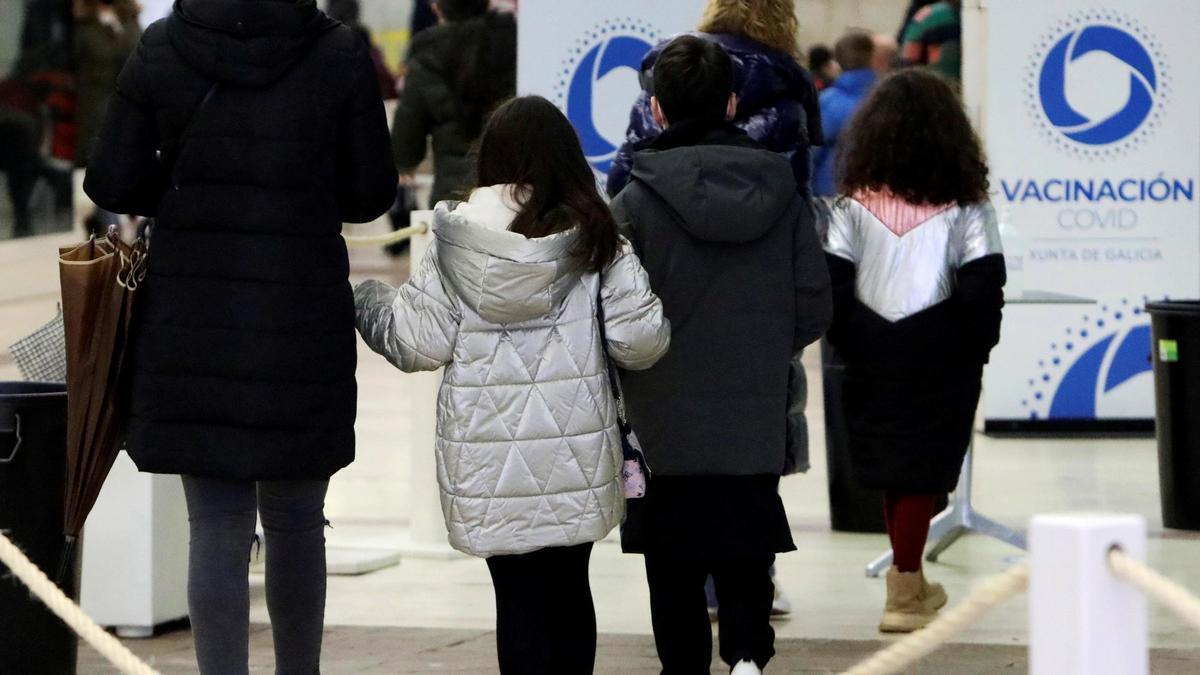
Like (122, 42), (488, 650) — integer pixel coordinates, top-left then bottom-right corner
(356, 201), (671, 558)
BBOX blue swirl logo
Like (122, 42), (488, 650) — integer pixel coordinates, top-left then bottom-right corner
(555, 20), (660, 177)
(1023, 301), (1153, 421)
(1038, 25), (1157, 146)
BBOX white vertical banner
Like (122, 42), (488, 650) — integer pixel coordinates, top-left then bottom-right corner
(984, 0), (1200, 424)
(516, 0), (709, 190)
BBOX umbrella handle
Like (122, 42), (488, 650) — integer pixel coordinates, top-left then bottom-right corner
(0, 413), (21, 464)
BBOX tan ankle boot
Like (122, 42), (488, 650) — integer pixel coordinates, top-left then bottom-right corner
(880, 566), (938, 633)
(921, 571), (948, 612)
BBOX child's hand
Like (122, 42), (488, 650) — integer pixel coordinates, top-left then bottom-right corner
(354, 279), (398, 311)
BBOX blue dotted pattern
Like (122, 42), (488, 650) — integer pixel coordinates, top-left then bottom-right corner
(1023, 296), (1156, 420)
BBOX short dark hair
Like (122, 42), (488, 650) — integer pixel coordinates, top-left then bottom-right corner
(435, 0), (488, 21)
(834, 31), (875, 72)
(652, 35), (733, 125)
(838, 69), (989, 205)
(326, 0), (360, 24)
(808, 45), (834, 72)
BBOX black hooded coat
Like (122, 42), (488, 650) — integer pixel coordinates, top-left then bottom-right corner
(611, 122), (832, 479)
(610, 122), (832, 555)
(84, 0), (398, 479)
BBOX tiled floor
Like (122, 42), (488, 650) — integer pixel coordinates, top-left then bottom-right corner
(75, 625), (1200, 674)
(5, 228), (1200, 673)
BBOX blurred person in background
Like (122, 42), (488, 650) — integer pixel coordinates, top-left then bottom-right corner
(807, 44), (838, 92)
(607, 0), (822, 197)
(1, 0), (74, 238)
(391, 0), (517, 205)
(896, 0), (940, 42)
(900, 0), (962, 81)
(75, 0), (142, 236)
(75, 0), (141, 167)
(83, 0), (397, 670)
(823, 69), (1004, 633)
(0, 81), (43, 237)
(872, 33), (899, 74)
(811, 31), (876, 197)
(409, 0), (438, 37)
(327, 0), (396, 99)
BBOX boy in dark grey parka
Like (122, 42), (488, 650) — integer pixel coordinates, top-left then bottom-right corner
(610, 36), (832, 674)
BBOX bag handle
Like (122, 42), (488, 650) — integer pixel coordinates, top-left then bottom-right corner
(0, 413), (22, 464)
(139, 82), (219, 243)
(595, 274), (633, 435)
(163, 82), (221, 188)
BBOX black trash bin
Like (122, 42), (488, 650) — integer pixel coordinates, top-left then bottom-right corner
(0, 382), (81, 674)
(1147, 301), (1200, 531)
(822, 341), (887, 533)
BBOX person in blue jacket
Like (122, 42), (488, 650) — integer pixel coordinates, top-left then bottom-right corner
(812, 31), (877, 197)
(606, 0), (821, 198)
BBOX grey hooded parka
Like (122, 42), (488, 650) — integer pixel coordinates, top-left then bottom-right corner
(356, 199), (670, 558)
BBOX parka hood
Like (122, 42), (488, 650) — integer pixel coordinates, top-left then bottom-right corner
(432, 201), (584, 325)
(167, 0), (338, 87)
(630, 123), (798, 243)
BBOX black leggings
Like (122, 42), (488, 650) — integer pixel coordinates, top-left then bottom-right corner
(645, 553), (777, 673)
(182, 476), (329, 675)
(485, 543), (597, 674)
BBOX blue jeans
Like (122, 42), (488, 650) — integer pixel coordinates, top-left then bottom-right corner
(182, 476), (329, 675)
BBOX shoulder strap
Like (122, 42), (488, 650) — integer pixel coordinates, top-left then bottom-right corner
(165, 82), (220, 185)
(595, 273), (632, 433)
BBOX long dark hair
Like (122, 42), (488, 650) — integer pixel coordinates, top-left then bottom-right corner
(838, 68), (989, 206)
(476, 96), (618, 272)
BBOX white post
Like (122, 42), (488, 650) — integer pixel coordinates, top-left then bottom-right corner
(80, 452), (189, 637)
(1029, 514), (1148, 675)
(398, 210), (459, 558)
(961, 0), (990, 133)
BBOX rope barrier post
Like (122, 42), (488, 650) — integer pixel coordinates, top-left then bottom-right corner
(396, 211), (458, 559)
(1029, 514), (1147, 675)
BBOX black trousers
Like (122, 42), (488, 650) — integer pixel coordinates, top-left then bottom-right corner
(486, 543), (597, 674)
(644, 553), (776, 673)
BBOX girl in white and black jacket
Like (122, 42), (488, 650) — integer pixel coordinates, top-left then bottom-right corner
(822, 68), (1005, 634)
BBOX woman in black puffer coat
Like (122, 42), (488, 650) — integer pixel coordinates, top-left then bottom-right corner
(391, 0), (516, 204)
(84, 0), (397, 671)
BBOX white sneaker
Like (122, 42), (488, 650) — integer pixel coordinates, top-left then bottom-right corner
(771, 587), (792, 617)
(731, 659), (762, 675)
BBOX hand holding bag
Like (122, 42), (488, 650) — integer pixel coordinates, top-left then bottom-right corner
(595, 275), (650, 499)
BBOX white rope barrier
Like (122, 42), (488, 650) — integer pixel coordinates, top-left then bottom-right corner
(0, 531), (160, 675)
(342, 223), (429, 248)
(840, 564), (1030, 675)
(1110, 548), (1200, 634)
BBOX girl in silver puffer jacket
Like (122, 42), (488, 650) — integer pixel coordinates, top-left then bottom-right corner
(354, 96), (670, 674)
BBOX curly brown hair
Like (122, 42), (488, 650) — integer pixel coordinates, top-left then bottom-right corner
(838, 68), (989, 206)
(698, 0), (799, 57)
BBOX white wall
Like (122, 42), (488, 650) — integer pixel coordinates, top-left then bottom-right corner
(0, 0), (27, 79)
(796, 0), (911, 52)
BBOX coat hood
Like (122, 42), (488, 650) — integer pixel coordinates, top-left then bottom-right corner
(630, 124), (797, 243)
(432, 200), (584, 325)
(167, 0), (337, 87)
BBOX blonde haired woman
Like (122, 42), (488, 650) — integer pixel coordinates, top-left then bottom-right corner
(607, 0), (820, 198)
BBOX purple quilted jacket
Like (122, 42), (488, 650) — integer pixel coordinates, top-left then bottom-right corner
(606, 32), (822, 197)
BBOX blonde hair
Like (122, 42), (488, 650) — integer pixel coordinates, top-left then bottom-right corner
(698, 0), (800, 58)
